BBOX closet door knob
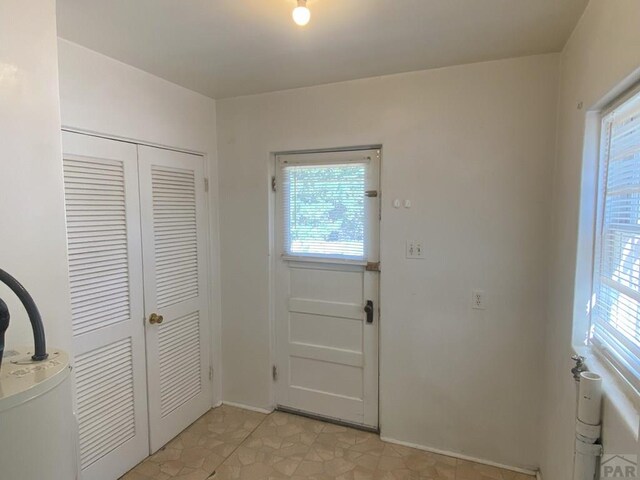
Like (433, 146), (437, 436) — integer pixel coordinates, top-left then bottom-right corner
(149, 313), (164, 325)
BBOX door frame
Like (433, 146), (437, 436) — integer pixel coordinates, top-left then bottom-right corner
(61, 126), (221, 475)
(268, 144), (383, 429)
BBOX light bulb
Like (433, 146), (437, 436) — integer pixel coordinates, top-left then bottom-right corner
(292, 1), (311, 26)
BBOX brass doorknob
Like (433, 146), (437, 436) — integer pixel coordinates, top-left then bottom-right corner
(149, 313), (164, 325)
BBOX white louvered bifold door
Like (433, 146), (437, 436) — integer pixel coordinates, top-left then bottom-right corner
(138, 145), (211, 452)
(62, 131), (149, 480)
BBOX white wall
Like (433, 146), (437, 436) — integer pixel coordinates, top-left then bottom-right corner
(216, 54), (560, 469)
(57, 39), (223, 403)
(541, 1), (640, 479)
(0, 0), (72, 354)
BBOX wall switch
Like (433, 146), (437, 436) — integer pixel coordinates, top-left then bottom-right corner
(472, 290), (486, 310)
(406, 240), (424, 259)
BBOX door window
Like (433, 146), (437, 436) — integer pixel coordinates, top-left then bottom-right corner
(281, 161), (366, 260)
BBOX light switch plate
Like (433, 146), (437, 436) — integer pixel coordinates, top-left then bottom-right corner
(406, 240), (424, 259)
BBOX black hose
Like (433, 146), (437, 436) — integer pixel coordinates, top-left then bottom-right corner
(0, 269), (48, 361)
(0, 298), (9, 368)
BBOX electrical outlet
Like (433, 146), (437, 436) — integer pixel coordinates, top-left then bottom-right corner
(472, 290), (486, 310)
(406, 240), (424, 259)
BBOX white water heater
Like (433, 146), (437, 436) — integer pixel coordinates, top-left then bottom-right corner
(0, 347), (76, 480)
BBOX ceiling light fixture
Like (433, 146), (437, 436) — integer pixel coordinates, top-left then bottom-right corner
(292, 0), (311, 26)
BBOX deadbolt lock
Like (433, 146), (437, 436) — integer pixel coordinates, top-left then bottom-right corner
(149, 313), (164, 325)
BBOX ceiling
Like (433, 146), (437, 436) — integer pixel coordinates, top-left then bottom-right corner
(56, 0), (588, 99)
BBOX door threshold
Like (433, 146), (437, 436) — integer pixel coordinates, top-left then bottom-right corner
(276, 405), (380, 434)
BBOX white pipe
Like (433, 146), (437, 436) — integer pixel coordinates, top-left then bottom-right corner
(572, 371), (603, 480)
(578, 372), (603, 426)
(574, 439), (602, 480)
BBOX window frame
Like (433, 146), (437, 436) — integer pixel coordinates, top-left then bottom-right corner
(589, 83), (640, 393)
(275, 150), (380, 265)
(282, 160), (368, 261)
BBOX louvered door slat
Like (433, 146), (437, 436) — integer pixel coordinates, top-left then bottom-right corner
(70, 255), (128, 271)
(156, 257), (197, 269)
(72, 283), (129, 301)
(70, 273), (129, 292)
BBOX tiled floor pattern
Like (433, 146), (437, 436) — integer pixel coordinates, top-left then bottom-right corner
(122, 405), (534, 480)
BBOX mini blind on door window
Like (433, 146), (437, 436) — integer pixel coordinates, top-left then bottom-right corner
(592, 90), (640, 384)
(282, 161), (366, 260)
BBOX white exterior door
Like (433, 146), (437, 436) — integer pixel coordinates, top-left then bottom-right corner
(138, 145), (212, 452)
(274, 149), (380, 428)
(62, 131), (149, 480)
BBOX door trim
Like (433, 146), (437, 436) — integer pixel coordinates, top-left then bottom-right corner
(62, 126), (206, 156)
(268, 145), (382, 427)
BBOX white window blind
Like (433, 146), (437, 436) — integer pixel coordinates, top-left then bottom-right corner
(592, 89), (640, 385)
(282, 161), (366, 260)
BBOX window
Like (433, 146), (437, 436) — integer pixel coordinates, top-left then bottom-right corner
(592, 89), (640, 387)
(281, 161), (366, 260)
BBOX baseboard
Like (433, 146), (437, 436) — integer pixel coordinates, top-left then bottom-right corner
(379, 436), (538, 477)
(221, 400), (274, 415)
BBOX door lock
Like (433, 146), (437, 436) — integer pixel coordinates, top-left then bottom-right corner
(364, 300), (374, 324)
(149, 313), (164, 325)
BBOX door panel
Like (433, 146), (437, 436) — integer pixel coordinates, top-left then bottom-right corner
(138, 145), (211, 452)
(275, 149), (380, 428)
(158, 310), (202, 417)
(62, 131), (149, 480)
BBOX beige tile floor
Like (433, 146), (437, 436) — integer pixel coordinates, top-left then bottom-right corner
(122, 405), (534, 480)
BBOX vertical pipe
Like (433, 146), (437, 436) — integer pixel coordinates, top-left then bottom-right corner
(574, 440), (599, 480)
(579, 372), (603, 427)
(573, 371), (603, 480)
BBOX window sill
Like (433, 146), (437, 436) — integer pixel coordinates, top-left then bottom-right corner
(281, 255), (367, 267)
(573, 345), (640, 441)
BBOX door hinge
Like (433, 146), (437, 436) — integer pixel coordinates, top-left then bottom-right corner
(204, 178), (209, 192)
(271, 176), (276, 192)
(209, 366), (213, 382)
(366, 262), (381, 272)
(365, 190), (378, 197)
(272, 365), (278, 381)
